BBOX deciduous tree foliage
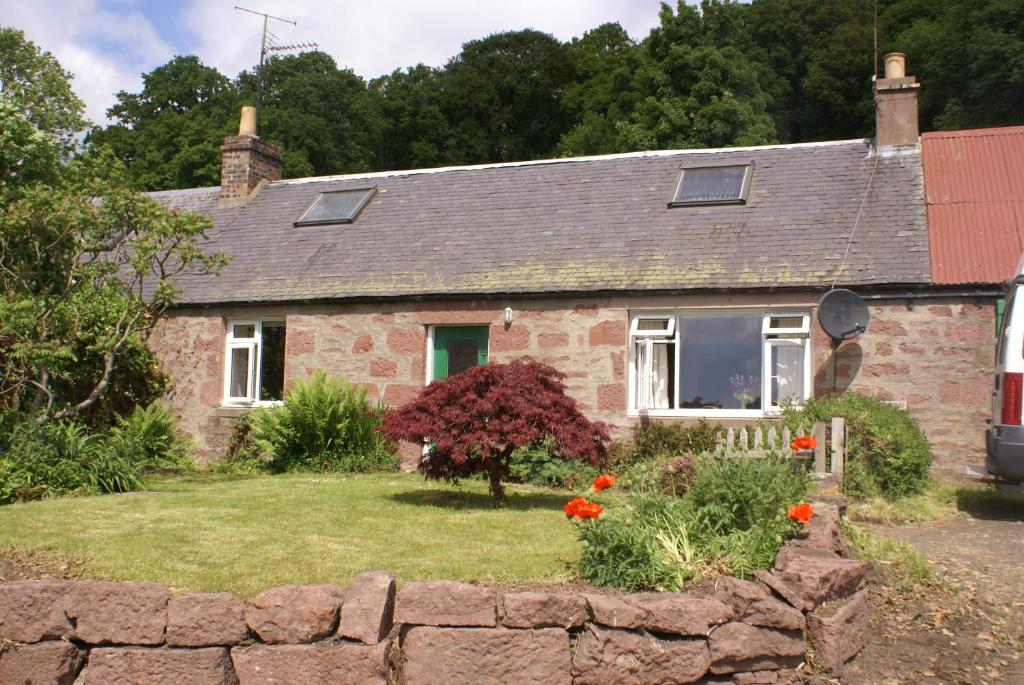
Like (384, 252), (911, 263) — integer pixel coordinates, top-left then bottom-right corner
(380, 359), (610, 500)
(0, 31), (226, 425)
(76, 0), (1024, 191)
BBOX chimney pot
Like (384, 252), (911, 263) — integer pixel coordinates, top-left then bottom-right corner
(238, 105), (257, 136)
(883, 52), (906, 79)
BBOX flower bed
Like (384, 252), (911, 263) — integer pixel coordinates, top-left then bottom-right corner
(0, 502), (871, 684)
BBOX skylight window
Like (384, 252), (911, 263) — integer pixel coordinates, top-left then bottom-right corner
(669, 163), (752, 207)
(295, 187), (376, 226)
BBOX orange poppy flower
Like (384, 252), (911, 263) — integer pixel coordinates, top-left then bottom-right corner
(787, 502), (814, 526)
(790, 436), (817, 451)
(592, 474), (616, 492)
(576, 502), (604, 519)
(563, 497), (587, 518)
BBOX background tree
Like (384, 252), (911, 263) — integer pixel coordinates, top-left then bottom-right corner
(380, 360), (610, 500)
(239, 51), (378, 177)
(618, 1), (776, 149)
(0, 26), (86, 151)
(86, 56), (238, 190)
(439, 30), (577, 164)
(558, 23), (643, 156)
(370, 65), (450, 170)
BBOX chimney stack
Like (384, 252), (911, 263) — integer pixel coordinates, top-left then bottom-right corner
(219, 106), (283, 205)
(874, 52), (920, 148)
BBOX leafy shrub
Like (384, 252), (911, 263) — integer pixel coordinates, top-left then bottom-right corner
(621, 456), (695, 495)
(574, 453), (809, 591)
(216, 411), (271, 474)
(610, 419), (720, 470)
(687, 453), (809, 534)
(381, 359), (610, 499)
(784, 393), (931, 498)
(249, 371), (396, 473)
(508, 441), (601, 490)
(107, 402), (192, 471)
(0, 419), (142, 502)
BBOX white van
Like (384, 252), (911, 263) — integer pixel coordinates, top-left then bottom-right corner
(987, 254), (1024, 486)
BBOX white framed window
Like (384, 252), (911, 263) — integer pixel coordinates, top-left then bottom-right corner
(223, 319), (287, 405)
(628, 309), (811, 417)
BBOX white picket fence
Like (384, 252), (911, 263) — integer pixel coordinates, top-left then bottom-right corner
(714, 418), (846, 478)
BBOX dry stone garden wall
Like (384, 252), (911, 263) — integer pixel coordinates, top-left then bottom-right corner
(0, 505), (872, 684)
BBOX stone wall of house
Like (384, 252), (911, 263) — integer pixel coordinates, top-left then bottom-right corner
(0, 505), (871, 684)
(151, 294), (995, 475)
(813, 297), (996, 477)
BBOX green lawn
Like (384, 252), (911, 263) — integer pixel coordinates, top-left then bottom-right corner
(0, 472), (579, 597)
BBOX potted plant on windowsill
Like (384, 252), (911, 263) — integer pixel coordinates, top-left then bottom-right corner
(729, 374), (759, 410)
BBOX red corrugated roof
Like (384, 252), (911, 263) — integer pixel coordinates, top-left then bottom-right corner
(922, 125), (1024, 285)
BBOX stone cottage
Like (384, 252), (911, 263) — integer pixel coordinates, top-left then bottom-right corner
(149, 55), (1007, 476)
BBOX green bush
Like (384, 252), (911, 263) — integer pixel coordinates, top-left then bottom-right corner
(249, 371), (397, 473)
(621, 456), (695, 495)
(508, 441), (601, 489)
(784, 393), (931, 498)
(610, 419), (720, 469)
(107, 402), (192, 471)
(0, 419), (142, 502)
(574, 453), (810, 591)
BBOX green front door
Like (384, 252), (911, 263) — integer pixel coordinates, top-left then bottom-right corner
(431, 326), (489, 381)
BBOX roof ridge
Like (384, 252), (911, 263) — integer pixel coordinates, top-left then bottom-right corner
(270, 138), (873, 187)
(922, 125), (1024, 140)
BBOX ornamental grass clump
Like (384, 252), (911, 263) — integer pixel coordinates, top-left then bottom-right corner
(571, 454), (811, 591)
(380, 359), (610, 500)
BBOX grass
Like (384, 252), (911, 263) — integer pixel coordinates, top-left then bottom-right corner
(842, 520), (935, 592)
(847, 479), (1024, 525)
(0, 472), (578, 597)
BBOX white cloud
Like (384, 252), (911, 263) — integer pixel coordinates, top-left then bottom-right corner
(4, 0), (670, 124)
(1, 0), (176, 124)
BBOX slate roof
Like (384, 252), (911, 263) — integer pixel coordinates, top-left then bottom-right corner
(153, 139), (930, 305)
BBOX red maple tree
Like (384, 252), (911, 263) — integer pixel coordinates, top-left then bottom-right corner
(380, 359), (610, 499)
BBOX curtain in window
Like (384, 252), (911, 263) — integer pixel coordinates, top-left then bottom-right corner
(636, 341), (671, 410)
(774, 344), (803, 404)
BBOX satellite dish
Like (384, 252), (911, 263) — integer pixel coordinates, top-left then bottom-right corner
(818, 289), (870, 340)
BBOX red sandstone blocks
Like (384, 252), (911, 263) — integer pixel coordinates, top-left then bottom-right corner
(573, 304), (599, 316)
(0, 581), (73, 642)
(395, 581), (496, 627)
(231, 642), (390, 685)
(946, 321), (989, 344)
(584, 593), (647, 629)
(337, 571), (395, 645)
(489, 324), (530, 352)
(69, 581), (169, 645)
(538, 332), (570, 348)
(287, 329), (316, 355)
(0, 640), (84, 684)
(383, 384), (419, 407)
(588, 320), (626, 346)
(711, 577), (804, 631)
(707, 622), (805, 674)
(572, 624), (710, 685)
(351, 335), (374, 354)
(870, 320), (908, 336)
(628, 593), (733, 635)
(167, 592), (247, 647)
(369, 359), (398, 378)
(500, 592), (588, 629)
(597, 383), (625, 411)
(861, 362), (910, 378)
(373, 313), (396, 323)
(79, 647), (236, 684)
(807, 591), (870, 672)
(245, 585), (344, 644)
(928, 305), (953, 317)
(402, 626), (571, 685)
(387, 329), (424, 353)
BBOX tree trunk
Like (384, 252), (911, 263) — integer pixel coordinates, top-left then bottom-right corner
(487, 462), (506, 501)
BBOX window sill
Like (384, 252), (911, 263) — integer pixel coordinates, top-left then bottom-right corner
(628, 408), (785, 420)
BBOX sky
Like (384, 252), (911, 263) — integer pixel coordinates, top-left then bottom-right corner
(1, 0), (675, 125)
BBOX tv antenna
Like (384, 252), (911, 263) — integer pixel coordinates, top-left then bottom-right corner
(234, 6), (318, 132)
